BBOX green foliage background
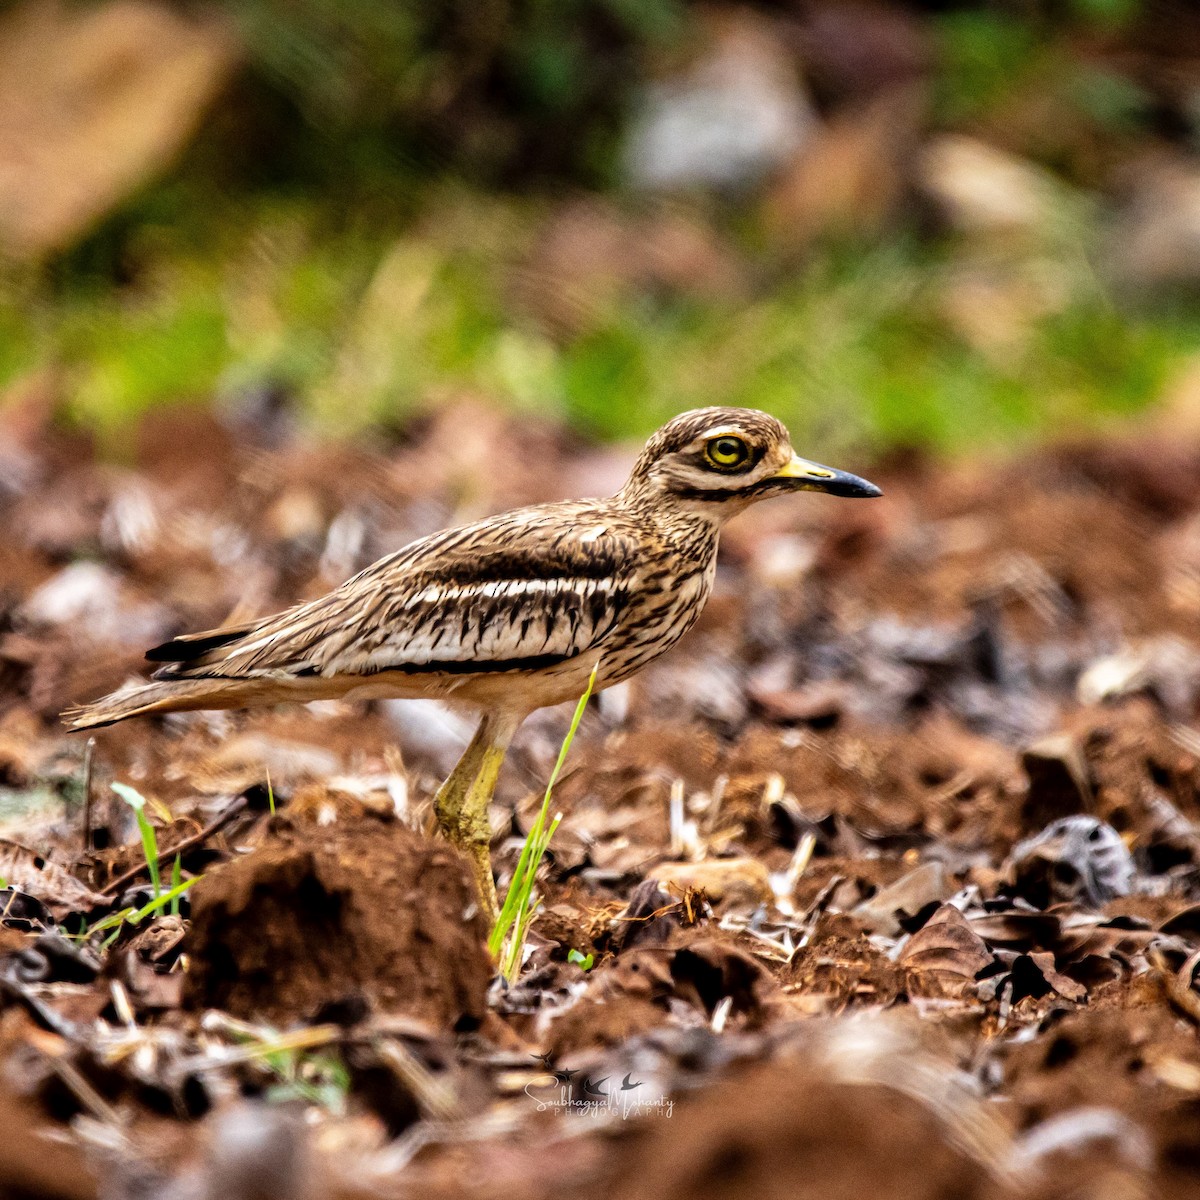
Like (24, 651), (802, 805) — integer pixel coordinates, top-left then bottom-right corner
(2, 0), (1197, 457)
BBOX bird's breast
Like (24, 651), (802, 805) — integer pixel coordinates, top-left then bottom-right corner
(599, 558), (716, 686)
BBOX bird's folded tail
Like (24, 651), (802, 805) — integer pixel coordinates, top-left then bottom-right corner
(63, 677), (257, 731)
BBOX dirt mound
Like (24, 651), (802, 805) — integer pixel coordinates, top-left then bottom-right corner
(1001, 1003), (1200, 1128)
(784, 912), (908, 1009)
(610, 1049), (1007, 1200)
(183, 818), (492, 1029)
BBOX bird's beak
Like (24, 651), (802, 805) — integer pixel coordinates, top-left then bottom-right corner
(769, 454), (883, 498)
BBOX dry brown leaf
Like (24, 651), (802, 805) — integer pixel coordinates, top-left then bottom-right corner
(900, 903), (992, 994)
(0, 842), (107, 918)
(763, 84), (925, 247)
(853, 861), (949, 936)
(967, 909), (1062, 950)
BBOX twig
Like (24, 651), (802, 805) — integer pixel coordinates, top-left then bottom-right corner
(710, 995), (733, 1033)
(100, 795), (248, 898)
(0, 975), (81, 1040)
(374, 1036), (463, 1122)
(81, 737), (96, 853)
(169, 1023), (342, 1083)
(783, 832), (817, 894)
(668, 778), (686, 857)
(51, 1057), (123, 1125)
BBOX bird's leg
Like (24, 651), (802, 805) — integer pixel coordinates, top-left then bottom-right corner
(433, 711), (520, 922)
(433, 718), (493, 843)
(457, 731), (514, 923)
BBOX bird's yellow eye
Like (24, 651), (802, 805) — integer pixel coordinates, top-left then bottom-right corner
(704, 435), (750, 471)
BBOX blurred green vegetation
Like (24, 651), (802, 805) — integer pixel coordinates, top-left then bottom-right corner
(2, 0), (1198, 459)
(5, 189), (1191, 459)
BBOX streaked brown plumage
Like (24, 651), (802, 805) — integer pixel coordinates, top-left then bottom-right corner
(66, 407), (880, 916)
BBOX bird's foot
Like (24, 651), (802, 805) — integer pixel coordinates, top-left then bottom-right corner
(431, 716), (513, 926)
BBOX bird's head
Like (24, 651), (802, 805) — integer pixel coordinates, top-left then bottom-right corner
(618, 407), (881, 519)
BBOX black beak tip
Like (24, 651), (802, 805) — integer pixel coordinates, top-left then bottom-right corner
(829, 472), (883, 499)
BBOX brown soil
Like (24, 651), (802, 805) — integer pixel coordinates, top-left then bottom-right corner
(7, 405), (1200, 1198)
(184, 817), (491, 1029)
(609, 1049), (1008, 1200)
(0, 1089), (98, 1200)
(784, 912), (908, 1009)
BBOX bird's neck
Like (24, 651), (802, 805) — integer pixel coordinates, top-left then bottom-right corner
(615, 486), (724, 566)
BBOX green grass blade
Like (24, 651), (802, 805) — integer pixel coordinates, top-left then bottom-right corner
(112, 782), (162, 899)
(88, 908), (135, 936)
(128, 874), (199, 924)
(489, 662), (597, 969)
(87, 874), (199, 949)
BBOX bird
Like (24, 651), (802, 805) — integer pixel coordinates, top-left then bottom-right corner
(65, 407), (880, 918)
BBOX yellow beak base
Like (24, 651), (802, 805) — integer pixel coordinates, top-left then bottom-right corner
(769, 454), (883, 498)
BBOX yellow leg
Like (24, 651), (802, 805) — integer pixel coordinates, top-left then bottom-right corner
(433, 712), (520, 922)
(458, 741), (509, 921)
(433, 720), (492, 841)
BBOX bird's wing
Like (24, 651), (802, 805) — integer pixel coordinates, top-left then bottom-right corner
(148, 506), (641, 681)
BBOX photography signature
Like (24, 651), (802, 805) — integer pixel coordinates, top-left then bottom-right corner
(525, 1053), (674, 1118)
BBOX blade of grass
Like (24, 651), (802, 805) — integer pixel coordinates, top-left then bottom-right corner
(170, 855), (183, 916)
(88, 908), (135, 937)
(111, 782), (162, 899)
(86, 874), (200, 949)
(129, 874), (198, 925)
(489, 662), (597, 974)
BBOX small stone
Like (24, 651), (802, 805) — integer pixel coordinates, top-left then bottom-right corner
(622, 9), (816, 192)
(918, 134), (1064, 236)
